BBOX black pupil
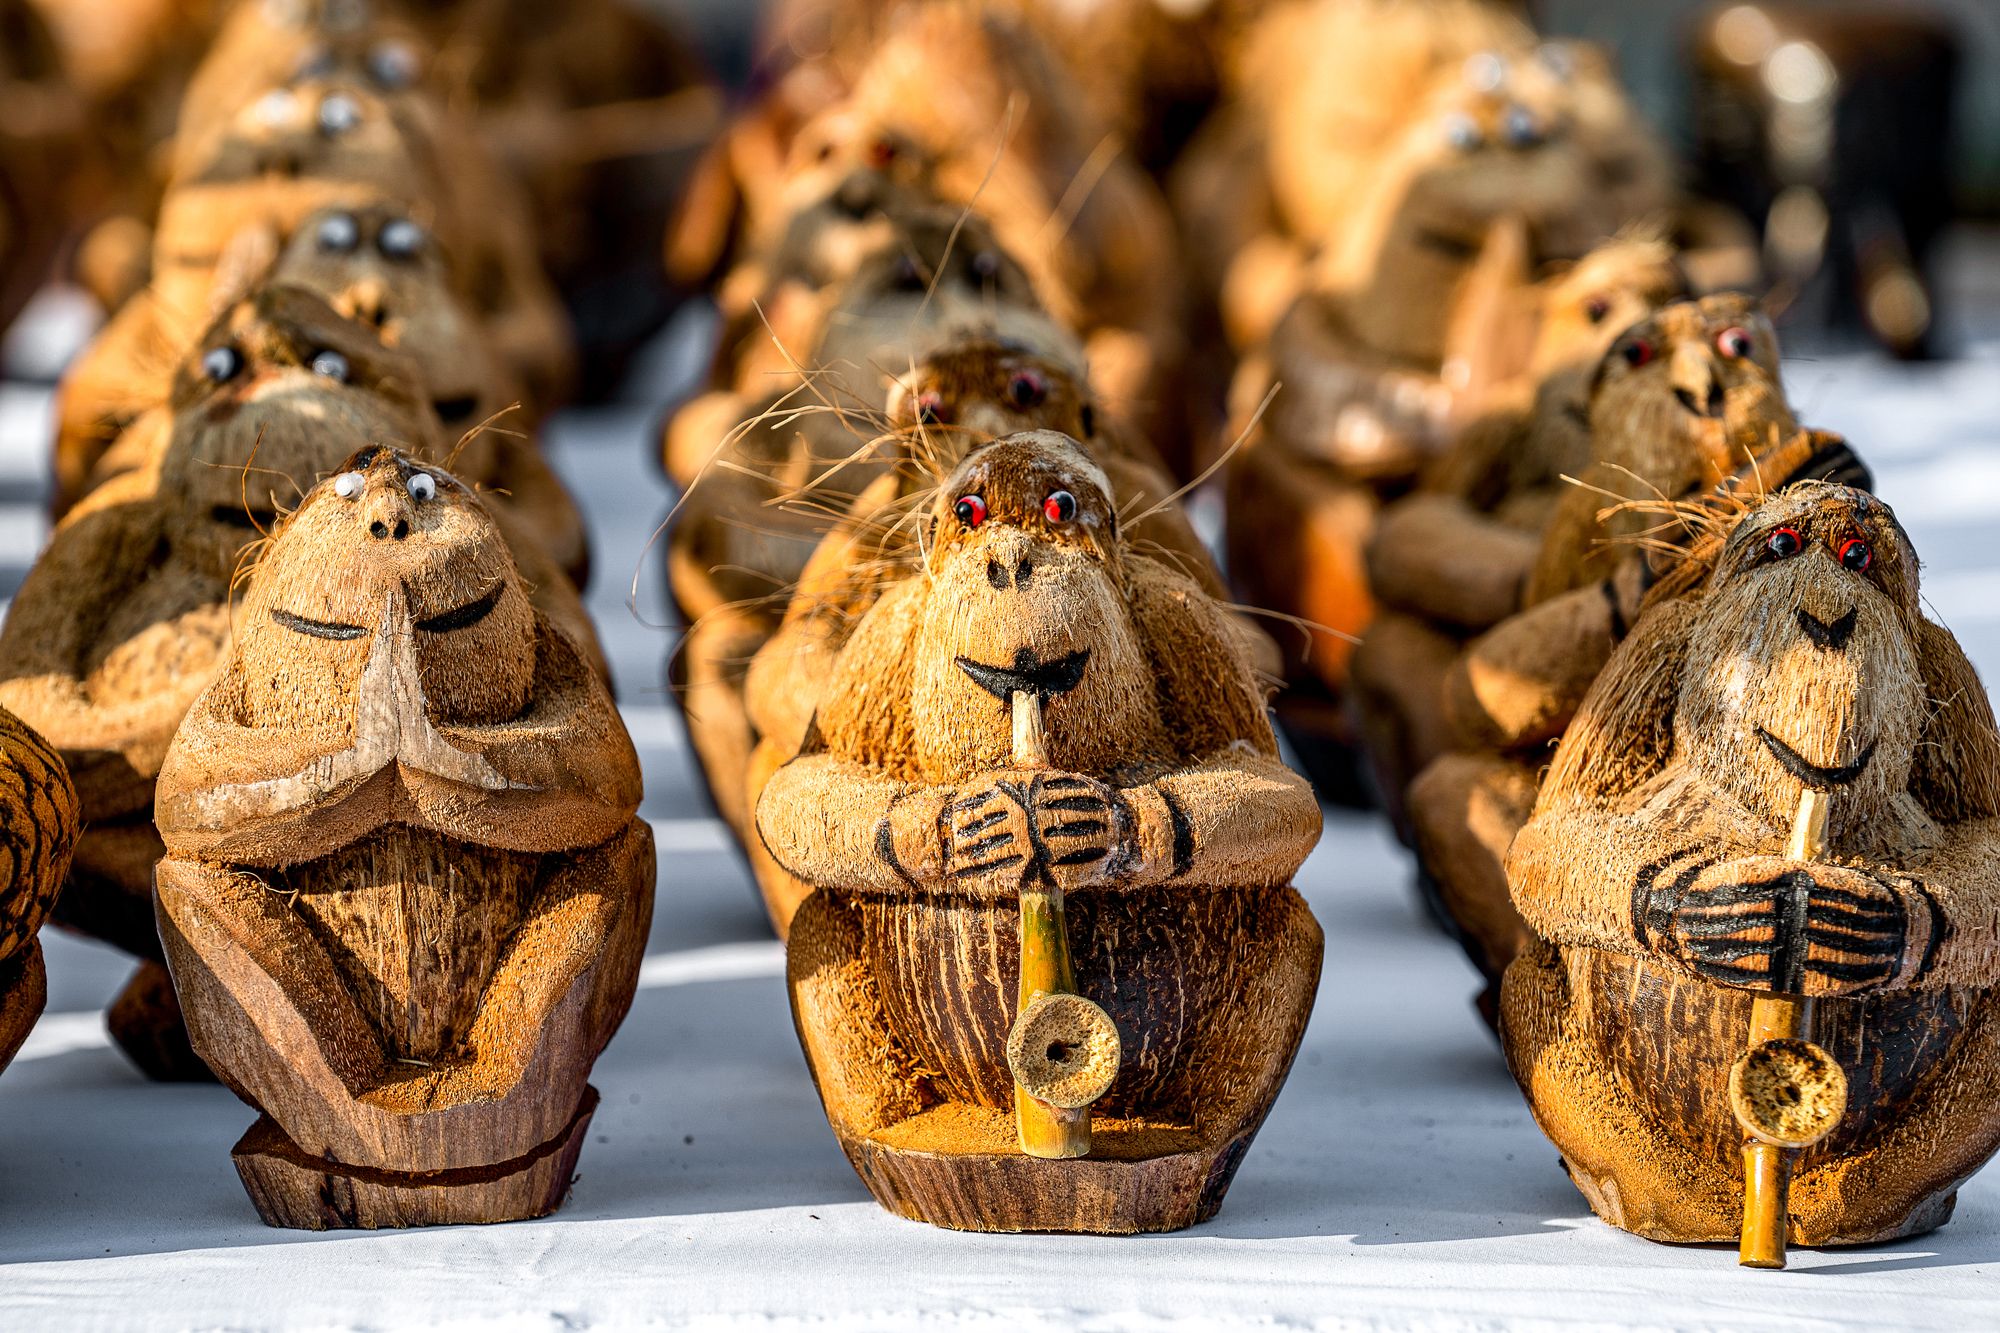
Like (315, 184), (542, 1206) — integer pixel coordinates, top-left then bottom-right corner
(1623, 342), (1646, 365)
(1010, 376), (1042, 407)
(1843, 541), (1870, 570)
(1770, 530), (1800, 557)
(954, 498), (979, 523)
(1048, 491), (1075, 521)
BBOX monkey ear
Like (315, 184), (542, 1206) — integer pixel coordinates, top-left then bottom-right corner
(1909, 618), (2000, 823)
(1537, 595), (1696, 810)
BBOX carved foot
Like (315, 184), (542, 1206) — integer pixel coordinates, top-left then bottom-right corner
(231, 1087), (599, 1230)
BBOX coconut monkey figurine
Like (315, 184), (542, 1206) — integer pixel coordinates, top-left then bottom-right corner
(0, 709), (81, 1076)
(0, 286), (600, 1079)
(153, 448), (650, 1230)
(760, 430), (1322, 1233)
(1504, 485), (2000, 1262)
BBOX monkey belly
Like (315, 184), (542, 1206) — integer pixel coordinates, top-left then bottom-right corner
(1503, 941), (2000, 1242)
(854, 886), (1308, 1121)
(272, 825), (540, 1063)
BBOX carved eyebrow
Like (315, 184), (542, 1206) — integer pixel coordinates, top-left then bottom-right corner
(415, 584), (503, 633)
(271, 608), (367, 640)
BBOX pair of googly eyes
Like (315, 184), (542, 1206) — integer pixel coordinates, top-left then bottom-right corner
(1767, 526), (1873, 571)
(293, 41), (417, 91)
(1619, 326), (1755, 368)
(315, 212), (425, 258)
(953, 490), (1077, 528)
(1443, 104), (1546, 153)
(332, 470), (435, 501)
(914, 374), (1052, 425)
(198, 345), (348, 384)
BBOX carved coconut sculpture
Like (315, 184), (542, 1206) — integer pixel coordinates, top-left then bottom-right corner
(737, 339), (1256, 934)
(760, 431), (1322, 1233)
(1397, 295), (1870, 1005)
(0, 285), (599, 1080)
(1504, 485), (2000, 1263)
(0, 709), (81, 1077)
(153, 448), (649, 1229)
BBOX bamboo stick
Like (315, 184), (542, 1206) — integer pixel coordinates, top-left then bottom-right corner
(1736, 787), (1835, 1269)
(1011, 690), (1091, 1159)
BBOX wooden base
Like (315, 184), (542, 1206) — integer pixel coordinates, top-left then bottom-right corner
(0, 943), (47, 1074)
(834, 1105), (1255, 1234)
(231, 1087), (598, 1230)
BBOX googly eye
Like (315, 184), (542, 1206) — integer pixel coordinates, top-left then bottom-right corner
(332, 470), (365, 499)
(368, 41), (419, 90)
(1463, 51), (1507, 93)
(293, 48), (336, 82)
(1443, 113), (1484, 153)
(953, 494), (987, 527)
(315, 212), (360, 252)
(971, 251), (1000, 281)
(1766, 526), (1804, 559)
(1584, 296), (1611, 324)
(1838, 536), (1873, 572)
(201, 345), (243, 383)
(1716, 326), (1754, 359)
(868, 138), (898, 168)
(1043, 490), (1077, 524)
(253, 89), (297, 127)
(1501, 104), (1544, 148)
(406, 472), (436, 501)
(915, 391), (946, 425)
(1620, 337), (1656, 368)
(892, 255), (925, 291)
(309, 349), (350, 382)
(317, 92), (361, 137)
(1008, 371), (1047, 409)
(377, 218), (425, 260)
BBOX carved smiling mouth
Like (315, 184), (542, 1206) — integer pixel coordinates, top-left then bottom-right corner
(955, 648), (1090, 705)
(1757, 727), (1877, 790)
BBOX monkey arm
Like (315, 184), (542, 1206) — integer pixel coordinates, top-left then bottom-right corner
(1368, 493), (1537, 631)
(1126, 748), (1322, 889)
(756, 751), (952, 894)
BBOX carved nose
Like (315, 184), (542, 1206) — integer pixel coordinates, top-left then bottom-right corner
(1797, 606), (1857, 651)
(362, 488), (413, 541)
(985, 556), (1033, 589)
(833, 173), (876, 219)
(1674, 382), (1725, 418)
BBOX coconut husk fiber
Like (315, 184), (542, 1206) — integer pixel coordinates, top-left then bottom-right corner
(1501, 484), (2000, 1247)
(0, 287), (602, 1077)
(733, 340), (1274, 933)
(758, 430), (1323, 1233)
(152, 447), (650, 1229)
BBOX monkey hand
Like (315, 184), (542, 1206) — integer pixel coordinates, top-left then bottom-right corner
(1643, 855), (1937, 996)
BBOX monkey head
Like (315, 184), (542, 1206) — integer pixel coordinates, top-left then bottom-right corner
(910, 431), (1163, 781)
(1675, 485), (1925, 838)
(1586, 293), (1796, 496)
(234, 446), (536, 733)
(885, 339), (1096, 450)
(274, 205), (513, 430)
(161, 285), (448, 536)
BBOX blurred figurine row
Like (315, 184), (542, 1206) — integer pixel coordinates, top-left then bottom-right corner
(0, 0), (1991, 1272)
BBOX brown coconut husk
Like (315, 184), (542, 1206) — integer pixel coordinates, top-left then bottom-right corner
(152, 446), (650, 1227)
(1501, 483), (2000, 1246)
(0, 288), (604, 1069)
(757, 430), (1322, 1232)
(0, 705), (81, 1078)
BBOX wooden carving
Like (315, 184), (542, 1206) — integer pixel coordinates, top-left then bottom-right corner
(1349, 234), (1689, 829)
(0, 286), (599, 1079)
(153, 449), (650, 1230)
(1502, 485), (2000, 1257)
(759, 430), (1322, 1233)
(0, 708), (82, 1077)
(736, 340), (1260, 934)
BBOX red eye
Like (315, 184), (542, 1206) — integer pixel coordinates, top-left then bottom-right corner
(915, 391), (946, 425)
(1766, 526), (1803, 558)
(1716, 326), (1753, 358)
(1839, 536), (1873, 572)
(1043, 490), (1076, 523)
(1620, 337), (1655, 368)
(868, 138), (897, 168)
(1008, 371), (1046, 409)
(1584, 296), (1610, 324)
(953, 494), (986, 527)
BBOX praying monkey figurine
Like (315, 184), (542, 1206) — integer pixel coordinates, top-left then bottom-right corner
(153, 449), (651, 1229)
(760, 430), (1322, 1233)
(1504, 486), (2000, 1251)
